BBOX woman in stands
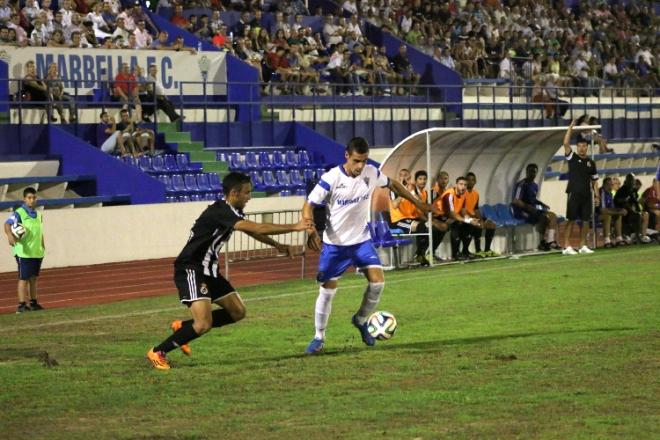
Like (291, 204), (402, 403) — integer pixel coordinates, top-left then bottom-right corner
(46, 62), (77, 124)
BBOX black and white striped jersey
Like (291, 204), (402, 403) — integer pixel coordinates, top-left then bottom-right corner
(174, 200), (244, 277)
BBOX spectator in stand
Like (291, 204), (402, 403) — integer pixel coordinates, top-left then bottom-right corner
(232, 10), (250, 38)
(323, 14), (343, 46)
(97, 111), (127, 155)
(212, 25), (232, 51)
(86, 2), (112, 39)
(342, 0), (358, 15)
(171, 35), (197, 54)
(597, 176), (627, 247)
(512, 163), (560, 251)
(0, 0), (11, 26)
(115, 108), (141, 157)
(236, 37), (265, 83)
(614, 174), (652, 243)
(151, 30), (170, 49)
(111, 15), (131, 40)
(327, 42), (352, 96)
(22, 60), (53, 121)
(498, 49), (515, 82)
(392, 44), (419, 95)
(641, 179), (659, 230)
(271, 10), (289, 37)
(209, 9), (224, 35)
(7, 14), (28, 45)
(114, 62), (141, 116)
(195, 14), (211, 40)
(47, 28), (66, 47)
(134, 19), (152, 48)
(170, 4), (190, 31)
(30, 15), (50, 46)
(46, 62), (77, 123)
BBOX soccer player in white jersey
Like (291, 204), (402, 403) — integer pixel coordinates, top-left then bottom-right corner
(302, 137), (431, 353)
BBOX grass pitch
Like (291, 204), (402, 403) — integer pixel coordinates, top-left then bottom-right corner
(0, 246), (658, 439)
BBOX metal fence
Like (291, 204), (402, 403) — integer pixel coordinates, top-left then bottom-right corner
(222, 209), (308, 280)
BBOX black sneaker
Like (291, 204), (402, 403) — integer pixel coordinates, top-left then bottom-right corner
(29, 302), (45, 311)
(415, 254), (430, 267)
(548, 241), (562, 250)
(537, 240), (551, 251)
(16, 303), (30, 314)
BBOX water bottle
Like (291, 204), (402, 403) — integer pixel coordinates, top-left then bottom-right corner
(197, 41), (202, 52)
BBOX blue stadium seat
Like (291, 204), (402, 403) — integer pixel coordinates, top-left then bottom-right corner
(290, 170), (306, 189)
(279, 189), (292, 197)
(495, 203), (525, 226)
(480, 204), (503, 227)
(172, 174), (186, 192)
(245, 152), (259, 170)
(259, 151), (274, 170)
(184, 174), (200, 192)
(158, 174), (174, 192)
(276, 170), (294, 190)
(190, 193), (203, 201)
(285, 150), (301, 169)
(249, 171), (266, 191)
(316, 168), (326, 179)
(165, 195), (177, 203)
(204, 192), (217, 201)
(376, 221), (412, 247)
(262, 170), (280, 191)
(271, 151), (286, 169)
(176, 153), (189, 171)
(228, 152), (244, 171)
(303, 168), (316, 182)
(294, 188), (307, 196)
(179, 194), (191, 202)
(298, 150), (313, 168)
(123, 156), (138, 167)
(152, 155), (166, 172)
(196, 173), (212, 191)
(164, 155), (179, 172)
(138, 155), (152, 172)
(207, 173), (222, 191)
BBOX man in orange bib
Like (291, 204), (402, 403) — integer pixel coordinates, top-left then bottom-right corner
(465, 172), (498, 257)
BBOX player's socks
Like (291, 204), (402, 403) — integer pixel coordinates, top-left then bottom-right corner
(314, 286), (337, 340)
(154, 322), (200, 354)
(484, 229), (494, 252)
(355, 282), (384, 325)
(211, 309), (236, 328)
(547, 229), (556, 243)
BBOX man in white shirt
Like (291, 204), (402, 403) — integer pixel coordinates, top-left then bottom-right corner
(133, 19), (152, 48)
(143, 64), (181, 123)
(302, 137), (430, 354)
(323, 14), (343, 46)
(499, 50), (515, 81)
(342, 0), (358, 15)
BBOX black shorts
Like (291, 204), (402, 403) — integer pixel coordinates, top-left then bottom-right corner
(566, 193), (592, 221)
(174, 267), (236, 305)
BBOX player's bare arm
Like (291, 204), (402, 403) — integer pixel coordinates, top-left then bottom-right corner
(389, 179), (432, 214)
(4, 222), (17, 246)
(302, 201), (322, 251)
(563, 118), (577, 155)
(244, 231), (298, 258)
(234, 218), (313, 235)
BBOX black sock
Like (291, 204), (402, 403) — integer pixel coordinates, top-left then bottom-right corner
(154, 321), (201, 354)
(485, 229), (495, 252)
(212, 309), (236, 328)
(19, 301), (26, 306)
(29, 299), (37, 306)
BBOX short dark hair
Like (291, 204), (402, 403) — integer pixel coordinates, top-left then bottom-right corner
(99, 111), (107, 118)
(576, 138), (589, 145)
(466, 172), (476, 178)
(602, 176), (612, 185)
(526, 163), (538, 171)
(23, 187), (37, 197)
(414, 170), (427, 180)
(222, 172), (251, 194)
(456, 176), (467, 183)
(346, 137), (369, 155)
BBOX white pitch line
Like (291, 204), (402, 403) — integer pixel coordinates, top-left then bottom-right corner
(3, 247), (657, 332)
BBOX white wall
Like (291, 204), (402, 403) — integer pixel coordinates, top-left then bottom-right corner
(0, 196), (305, 273)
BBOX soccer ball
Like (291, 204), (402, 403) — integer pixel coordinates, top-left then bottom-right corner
(10, 223), (26, 239)
(367, 311), (397, 340)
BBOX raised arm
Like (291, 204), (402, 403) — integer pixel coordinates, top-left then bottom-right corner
(563, 117), (577, 156)
(233, 218), (313, 235)
(243, 230), (298, 258)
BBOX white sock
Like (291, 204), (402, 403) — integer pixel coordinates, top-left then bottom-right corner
(314, 286), (337, 340)
(356, 282), (385, 324)
(616, 236), (623, 241)
(547, 229), (556, 242)
(604, 236), (611, 243)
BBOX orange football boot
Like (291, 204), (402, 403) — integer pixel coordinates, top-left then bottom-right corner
(146, 348), (170, 370)
(170, 320), (192, 356)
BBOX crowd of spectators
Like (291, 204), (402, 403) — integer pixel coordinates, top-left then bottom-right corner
(0, 0), (175, 50)
(359, 0), (657, 94)
(171, 5), (421, 95)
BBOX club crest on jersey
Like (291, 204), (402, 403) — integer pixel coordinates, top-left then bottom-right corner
(337, 183), (347, 189)
(363, 177), (370, 186)
(200, 283), (209, 295)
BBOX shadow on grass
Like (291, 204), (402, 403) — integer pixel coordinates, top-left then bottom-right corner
(219, 326), (638, 366)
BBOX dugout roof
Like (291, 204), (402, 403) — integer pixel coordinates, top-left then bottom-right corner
(379, 126), (600, 204)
